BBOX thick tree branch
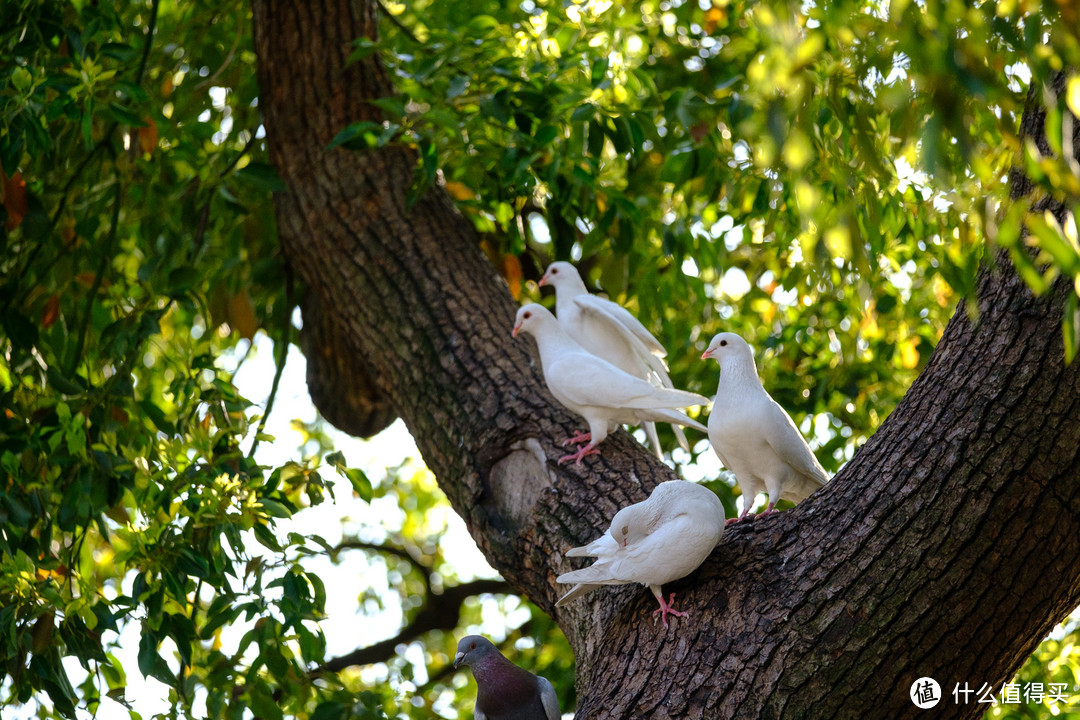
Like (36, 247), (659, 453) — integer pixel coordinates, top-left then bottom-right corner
(299, 286), (396, 437)
(313, 578), (513, 673)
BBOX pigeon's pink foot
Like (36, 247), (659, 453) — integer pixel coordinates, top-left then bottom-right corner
(731, 507), (754, 524)
(557, 443), (601, 466)
(725, 516), (742, 526)
(562, 431), (593, 447)
(758, 502), (777, 517)
(651, 592), (689, 628)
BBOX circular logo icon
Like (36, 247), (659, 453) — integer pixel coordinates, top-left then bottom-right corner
(910, 677), (941, 709)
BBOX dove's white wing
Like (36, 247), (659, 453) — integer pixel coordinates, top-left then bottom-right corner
(570, 296), (696, 452)
(537, 676), (561, 720)
(558, 514), (709, 587)
(546, 354), (706, 412)
(572, 294), (667, 358)
(762, 399), (828, 486)
(606, 512), (710, 585)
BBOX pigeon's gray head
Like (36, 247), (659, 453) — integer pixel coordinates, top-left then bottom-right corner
(454, 635), (498, 669)
(538, 261), (584, 291)
(701, 332), (754, 367)
(512, 303), (555, 338)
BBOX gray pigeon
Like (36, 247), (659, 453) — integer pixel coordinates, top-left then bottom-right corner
(454, 635), (561, 720)
(702, 332), (829, 522)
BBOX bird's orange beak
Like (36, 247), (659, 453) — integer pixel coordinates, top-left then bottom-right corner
(538, 273), (550, 287)
(512, 321), (523, 338)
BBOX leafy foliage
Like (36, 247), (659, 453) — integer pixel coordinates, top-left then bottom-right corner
(1, 0), (1080, 718)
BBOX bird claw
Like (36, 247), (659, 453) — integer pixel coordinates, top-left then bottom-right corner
(561, 431), (593, 447)
(651, 593), (689, 628)
(557, 444), (600, 466)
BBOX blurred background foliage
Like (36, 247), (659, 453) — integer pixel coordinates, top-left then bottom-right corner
(1, 0), (1079, 718)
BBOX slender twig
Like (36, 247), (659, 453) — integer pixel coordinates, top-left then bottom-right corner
(48, 136), (112, 229)
(133, 0), (161, 86)
(192, 133), (257, 252)
(67, 178), (123, 376)
(375, 0), (421, 45)
(328, 539), (421, 565)
(192, 18), (243, 92)
(227, 338), (256, 384)
(329, 538), (433, 593)
(247, 268), (295, 459)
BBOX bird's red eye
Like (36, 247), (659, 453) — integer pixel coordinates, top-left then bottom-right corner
(720, 340), (727, 347)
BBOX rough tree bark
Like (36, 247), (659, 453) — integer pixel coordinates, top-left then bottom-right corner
(251, 2), (1080, 718)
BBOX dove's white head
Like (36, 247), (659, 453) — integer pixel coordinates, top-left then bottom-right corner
(701, 332), (756, 368)
(608, 503), (649, 548)
(538, 261), (587, 292)
(512, 303), (556, 338)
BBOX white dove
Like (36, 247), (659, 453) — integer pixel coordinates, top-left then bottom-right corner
(701, 332), (828, 522)
(539, 261), (691, 457)
(556, 480), (726, 627)
(513, 304), (708, 465)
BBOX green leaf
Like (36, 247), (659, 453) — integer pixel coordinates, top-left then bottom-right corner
(139, 399), (174, 434)
(99, 42), (138, 62)
(12, 66), (33, 92)
(325, 450), (347, 469)
(249, 682), (284, 720)
(234, 163), (287, 192)
(1027, 212), (1080, 274)
(30, 652), (77, 718)
(176, 549), (210, 580)
(1065, 292), (1079, 366)
(534, 125), (559, 146)
(326, 121), (384, 150)
(367, 95), (407, 118)
(137, 631), (174, 685)
(447, 75), (469, 99)
(345, 468), (373, 502)
(310, 702), (347, 720)
(346, 37), (380, 66)
(46, 366), (85, 395)
(256, 498), (293, 519)
(1066, 75), (1080, 120)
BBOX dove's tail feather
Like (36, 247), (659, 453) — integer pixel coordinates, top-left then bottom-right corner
(649, 387), (710, 408)
(643, 421), (664, 459)
(672, 424), (690, 451)
(555, 583), (603, 607)
(639, 408), (707, 434)
(644, 352), (671, 380)
(557, 563), (624, 586)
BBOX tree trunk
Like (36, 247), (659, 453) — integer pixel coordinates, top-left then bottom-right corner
(251, 2), (1080, 718)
